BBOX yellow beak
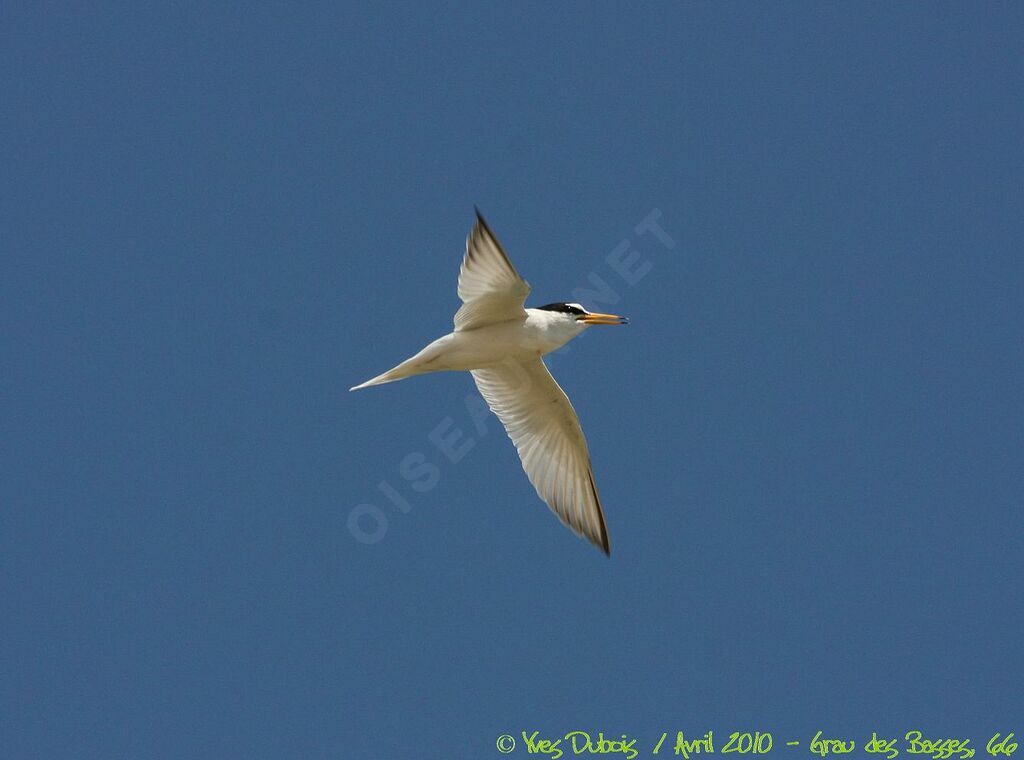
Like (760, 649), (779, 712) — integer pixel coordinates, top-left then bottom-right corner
(580, 312), (628, 325)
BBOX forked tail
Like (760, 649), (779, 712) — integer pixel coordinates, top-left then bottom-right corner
(349, 357), (424, 391)
(350, 336), (450, 391)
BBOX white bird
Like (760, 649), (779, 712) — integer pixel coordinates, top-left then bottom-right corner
(350, 210), (628, 555)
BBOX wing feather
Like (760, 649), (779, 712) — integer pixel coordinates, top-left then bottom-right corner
(454, 210), (530, 331)
(471, 358), (611, 554)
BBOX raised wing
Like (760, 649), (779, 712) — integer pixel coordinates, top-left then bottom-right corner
(471, 358), (611, 554)
(454, 209), (531, 331)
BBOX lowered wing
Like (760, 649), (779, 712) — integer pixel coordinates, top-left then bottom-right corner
(471, 357), (611, 555)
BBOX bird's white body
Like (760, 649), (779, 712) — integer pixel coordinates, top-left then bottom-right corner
(352, 309), (586, 388)
(351, 211), (627, 554)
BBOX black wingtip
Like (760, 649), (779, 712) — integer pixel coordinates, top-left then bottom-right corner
(472, 206), (501, 243)
(586, 467), (612, 558)
(473, 205), (489, 230)
(599, 528), (611, 556)
(471, 206), (491, 236)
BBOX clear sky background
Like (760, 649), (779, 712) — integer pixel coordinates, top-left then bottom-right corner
(3, 3), (1023, 758)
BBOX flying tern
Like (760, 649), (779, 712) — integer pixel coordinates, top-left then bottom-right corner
(351, 210), (628, 555)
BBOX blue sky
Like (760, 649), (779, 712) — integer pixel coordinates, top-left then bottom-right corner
(3, 3), (1023, 758)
